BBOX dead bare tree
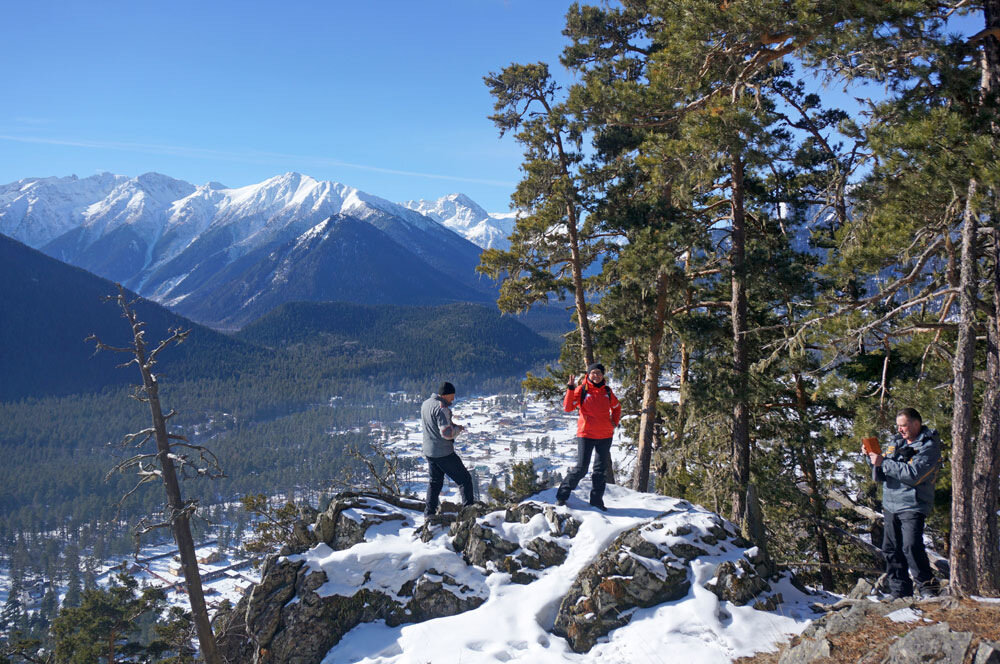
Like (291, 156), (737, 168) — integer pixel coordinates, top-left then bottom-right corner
(88, 284), (223, 664)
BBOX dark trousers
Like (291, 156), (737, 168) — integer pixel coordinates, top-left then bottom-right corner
(556, 437), (613, 506)
(883, 509), (934, 596)
(425, 452), (475, 514)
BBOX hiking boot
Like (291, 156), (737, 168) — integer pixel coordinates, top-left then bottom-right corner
(590, 501), (607, 512)
(556, 499), (567, 507)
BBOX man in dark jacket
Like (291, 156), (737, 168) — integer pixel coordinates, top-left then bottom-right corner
(555, 363), (621, 511)
(421, 381), (475, 516)
(867, 407), (941, 599)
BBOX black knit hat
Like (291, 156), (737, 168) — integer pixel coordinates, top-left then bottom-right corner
(587, 362), (605, 374)
(438, 381), (456, 396)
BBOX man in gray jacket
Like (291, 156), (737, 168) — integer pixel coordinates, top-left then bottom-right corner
(867, 407), (941, 599)
(421, 382), (475, 516)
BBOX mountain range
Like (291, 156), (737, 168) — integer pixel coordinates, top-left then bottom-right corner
(0, 172), (516, 328)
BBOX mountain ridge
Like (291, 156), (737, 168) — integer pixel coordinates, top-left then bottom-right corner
(1, 172), (514, 328)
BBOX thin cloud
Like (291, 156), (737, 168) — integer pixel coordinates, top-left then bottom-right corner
(0, 134), (514, 187)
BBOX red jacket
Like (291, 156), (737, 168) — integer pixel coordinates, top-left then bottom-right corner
(564, 379), (621, 439)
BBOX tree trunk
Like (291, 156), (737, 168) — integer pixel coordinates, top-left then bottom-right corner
(633, 268), (670, 492)
(123, 300), (221, 664)
(565, 203), (595, 367)
(972, 220), (1000, 595)
(971, 0), (1000, 597)
(949, 178), (979, 597)
(795, 373), (835, 590)
(730, 153), (751, 525)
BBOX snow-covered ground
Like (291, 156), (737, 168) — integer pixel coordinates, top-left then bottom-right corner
(314, 485), (823, 664)
(292, 392), (828, 663)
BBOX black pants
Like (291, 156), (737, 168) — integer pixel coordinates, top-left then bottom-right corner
(556, 437), (612, 506)
(883, 509), (934, 596)
(425, 452), (475, 515)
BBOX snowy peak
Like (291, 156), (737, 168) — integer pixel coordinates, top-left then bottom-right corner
(402, 193), (517, 250)
(0, 173), (124, 246)
(0, 171), (496, 328)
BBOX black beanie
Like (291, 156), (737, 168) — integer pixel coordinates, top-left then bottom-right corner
(587, 362), (605, 374)
(438, 381), (456, 396)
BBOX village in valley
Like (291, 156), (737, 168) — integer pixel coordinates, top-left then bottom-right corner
(378, 392), (632, 504)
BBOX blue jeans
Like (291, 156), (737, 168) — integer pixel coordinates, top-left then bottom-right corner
(425, 452), (474, 514)
(556, 437), (612, 506)
(883, 509), (933, 596)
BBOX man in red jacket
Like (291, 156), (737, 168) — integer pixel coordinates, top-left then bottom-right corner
(555, 362), (621, 510)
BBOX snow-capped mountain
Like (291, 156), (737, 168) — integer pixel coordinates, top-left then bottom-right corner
(0, 173), (195, 255)
(0, 173), (497, 327)
(402, 193), (517, 250)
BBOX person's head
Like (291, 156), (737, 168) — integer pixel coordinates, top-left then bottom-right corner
(586, 362), (605, 384)
(896, 408), (923, 442)
(438, 381), (456, 404)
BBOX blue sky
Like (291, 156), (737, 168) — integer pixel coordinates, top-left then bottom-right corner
(1, 1), (577, 212)
(3, 3), (985, 213)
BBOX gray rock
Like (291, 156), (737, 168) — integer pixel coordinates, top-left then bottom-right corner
(313, 496), (407, 551)
(505, 503), (544, 524)
(669, 541), (709, 561)
(216, 556), (485, 663)
(884, 621), (974, 664)
(394, 571), (485, 624)
(777, 636), (831, 664)
(552, 523), (692, 653)
(707, 558), (771, 606)
(974, 641), (1000, 664)
(449, 502), (570, 582)
(821, 603), (869, 637)
(847, 577), (876, 600)
(542, 506), (581, 538)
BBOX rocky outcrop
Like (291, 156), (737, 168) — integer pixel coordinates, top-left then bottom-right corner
(707, 557), (772, 605)
(552, 509), (770, 653)
(219, 494), (778, 663)
(216, 494), (486, 664)
(775, 598), (1000, 664)
(449, 502), (576, 584)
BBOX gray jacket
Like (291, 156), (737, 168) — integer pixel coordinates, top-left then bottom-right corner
(874, 426), (941, 515)
(421, 394), (458, 458)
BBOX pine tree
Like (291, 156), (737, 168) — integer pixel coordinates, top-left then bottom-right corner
(51, 572), (171, 664)
(480, 62), (599, 369)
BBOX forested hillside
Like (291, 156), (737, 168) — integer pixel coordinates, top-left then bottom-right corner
(237, 300), (555, 377)
(0, 234), (258, 401)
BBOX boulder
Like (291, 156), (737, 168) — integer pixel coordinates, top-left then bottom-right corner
(450, 501), (572, 583)
(707, 557), (771, 606)
(884, 621), (974, 664)
(216, 554), (485, 664)
(777, 635), (832, 664)
(313, 496), (408, 551)
(552, 522), (692, 653)
(975, 641), (1000, 664)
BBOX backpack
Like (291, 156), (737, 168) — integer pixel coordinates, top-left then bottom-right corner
(580, 382), (614, 404)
